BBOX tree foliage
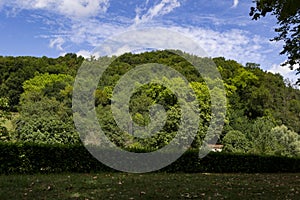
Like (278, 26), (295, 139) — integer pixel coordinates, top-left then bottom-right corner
(271, 125), (300, 157)
(0, 51), (299, 157)
(14, 73), (79, 145)
(0, 54), (84, 110)
(223, 130), (250, 153)
(0, 97), (11, 141)
(250, 0), (300, 81)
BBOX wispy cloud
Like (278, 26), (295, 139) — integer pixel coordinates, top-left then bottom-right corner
(2, 0), (110, 18)
(68, 21), (271, 68)
(75, 50), (94, 58)
(1, 0), (292, 81)
(134, 0), (181, 25)
(68, 19), (129, 45)
(268, 63), (299, 84)
(166, 26), (269, 65)
(232, 0), (239, 8)
(49, 36), (65, 51)
(45, 20), (273, 73)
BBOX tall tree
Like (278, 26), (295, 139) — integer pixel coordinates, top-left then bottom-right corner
(250, 0), (300, 82)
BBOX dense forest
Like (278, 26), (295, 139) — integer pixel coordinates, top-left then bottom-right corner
(0, 50), (299, 157)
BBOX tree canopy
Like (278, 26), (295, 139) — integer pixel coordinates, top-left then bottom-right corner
(0, 51), (299, 156)
(250, 0), (300, 82)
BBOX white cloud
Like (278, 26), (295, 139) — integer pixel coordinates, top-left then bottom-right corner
(90, 28), (208, 57)
(232, 0), (239, 8)
(2, 0), (264, 67)
(2, 0), (291, 83)
(49, 36), (65, 51)
(269, 64), (294, 76)
(268, 63), (299, 83)
(71, 21), (269, 66)
(60, 50), (98, 59)
(76, 50), (92, 58)
(169, 26), (267, 66)
(68, 19), (129, 45)
(48, 17), (271, 70)
(3, 0), (110, 18)
(75, 49), (102, 58)
(58, 0), (109, 18)
(134, 0), (181, 25)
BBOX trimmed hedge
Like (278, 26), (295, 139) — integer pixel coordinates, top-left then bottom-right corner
(161, 150), (300, 173)
(0, 142), (299, 174)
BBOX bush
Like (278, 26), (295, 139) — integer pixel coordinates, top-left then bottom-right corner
(0, 142), (299, 174)
(15, 116), (80, 145)
(222, 130), (250, 153)
(270, 125), (300, 157)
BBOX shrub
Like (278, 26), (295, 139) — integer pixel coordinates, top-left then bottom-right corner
(0, 142), (299, 174)
(222, 130), (250, 153)
(271, 125), (300, 157)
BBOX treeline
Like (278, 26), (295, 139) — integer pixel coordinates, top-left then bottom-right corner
(0, 53), (84, 110)
(0, 50), (299, 157)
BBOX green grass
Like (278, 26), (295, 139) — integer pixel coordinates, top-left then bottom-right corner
(0, 173), (299, 199)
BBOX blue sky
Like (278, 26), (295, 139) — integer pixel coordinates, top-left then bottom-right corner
(0, 0), (298, 82)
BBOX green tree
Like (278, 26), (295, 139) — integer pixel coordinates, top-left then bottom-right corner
(20, 73), (74, 103)
(271, 125), (300, 157)
(15, 73), (78, 144)
(0, 97), (11, 141)
(250, 0), (300, 79)
(0, 54), (83, 110)
(15, 97), (79, 144)
(222, 130), (250, 153)
(249, 117), (277, 155)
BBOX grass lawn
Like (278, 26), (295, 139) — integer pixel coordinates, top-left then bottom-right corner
(0, 173), (299, 199)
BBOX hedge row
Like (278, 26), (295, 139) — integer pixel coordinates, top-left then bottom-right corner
(0, 142), (299, 174)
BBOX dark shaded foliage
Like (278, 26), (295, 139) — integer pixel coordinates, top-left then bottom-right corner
(0, 143), (299, 174)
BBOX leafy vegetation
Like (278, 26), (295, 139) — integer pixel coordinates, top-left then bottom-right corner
(0, 50), (300, 157)
(250, 0), (300, 80)
(0, 142), (299, 174)
(0, 53), (84, 110)
(0, 97), (11, 141)
(15, 73), (79, 145)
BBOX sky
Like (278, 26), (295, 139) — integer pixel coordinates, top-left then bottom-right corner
(0, 0), (298, 82)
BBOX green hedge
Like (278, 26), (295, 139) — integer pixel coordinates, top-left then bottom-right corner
(161, 150), (300, 173)
(0, 142), (299, 174)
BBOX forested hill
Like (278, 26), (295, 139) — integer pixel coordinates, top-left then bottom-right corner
(0, 53), (84, 110)
(1, 51), (299, 128)
(0, 50), (299, 156)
